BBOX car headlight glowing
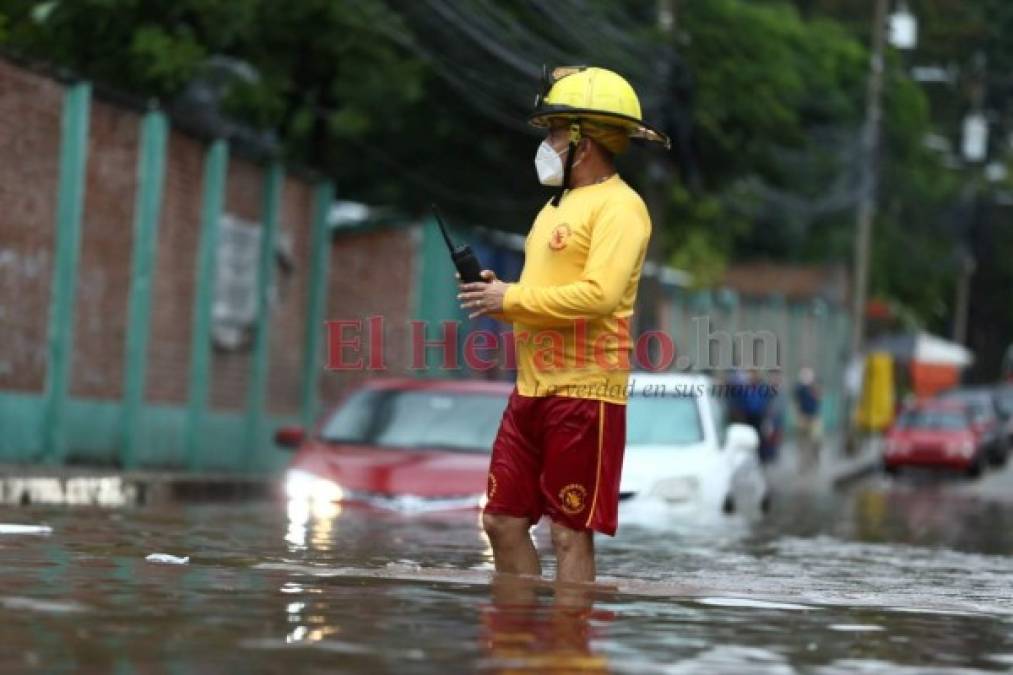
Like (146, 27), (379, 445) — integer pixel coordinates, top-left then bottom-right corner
(285, 469), (345, 504)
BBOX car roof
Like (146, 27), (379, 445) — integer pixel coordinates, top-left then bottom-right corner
(937, 387), (993, 400)
(628, 372), (714, 388)
(357, 377), (514, 395)
(624, 372), (713, 395)
(912, 399), (969, 411)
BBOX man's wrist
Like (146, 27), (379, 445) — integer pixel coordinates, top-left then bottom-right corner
(501, 283), (519, 314)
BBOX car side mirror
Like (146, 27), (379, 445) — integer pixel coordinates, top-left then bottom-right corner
(274, 426), (305, 450)
(725, 423), (759, 453)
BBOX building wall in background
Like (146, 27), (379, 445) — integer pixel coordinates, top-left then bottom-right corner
(266, 177), (314, 416)
(144, 130), (203, 405)
(0, 58), (61, 393)
(0, 57), (418, 470)
(319, 228), (418, 406)
(70, 97), (139, 401)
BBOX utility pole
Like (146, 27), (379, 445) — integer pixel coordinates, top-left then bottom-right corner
(638, 0), (676, 359)
(952, 247), (975, 345)
(849, 0), (889, 361)
(844, 0), (888, 454)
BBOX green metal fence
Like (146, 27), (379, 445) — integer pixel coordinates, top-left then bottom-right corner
(0, 82), (337, 473)
(665, 289), (850, 432)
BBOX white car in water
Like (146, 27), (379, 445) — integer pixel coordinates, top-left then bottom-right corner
(620, 373), (769, 514)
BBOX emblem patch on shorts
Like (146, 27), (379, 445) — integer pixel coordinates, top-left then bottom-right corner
(487, 473), (498, 500)
(558, 483), (588, 515)
(548, 223), (571, 251)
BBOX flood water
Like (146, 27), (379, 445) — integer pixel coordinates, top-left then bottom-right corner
(3, 480), (1013, 673)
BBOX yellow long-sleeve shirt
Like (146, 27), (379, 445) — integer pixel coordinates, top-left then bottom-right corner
(500, 174), (651, 405)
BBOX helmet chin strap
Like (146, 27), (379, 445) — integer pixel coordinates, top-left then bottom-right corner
(551, 122), (582, 208)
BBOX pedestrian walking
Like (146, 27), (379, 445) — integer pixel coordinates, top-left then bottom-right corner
(794, 366), (823, 471)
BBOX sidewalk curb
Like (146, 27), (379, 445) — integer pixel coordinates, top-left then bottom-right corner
(0, 466), (278, 507)
(831, 457), (881, 488)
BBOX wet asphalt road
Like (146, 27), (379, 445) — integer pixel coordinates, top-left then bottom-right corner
(1, 455), (1012, 674)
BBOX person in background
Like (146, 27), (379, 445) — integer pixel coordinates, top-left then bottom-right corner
(740, 370), (773, 463)
(761, 371), (786, 465)
(726, 369), (750, 425)
(793, 366), (823, 471)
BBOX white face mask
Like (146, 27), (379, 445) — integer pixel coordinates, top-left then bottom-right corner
(534, 139), (582, 186)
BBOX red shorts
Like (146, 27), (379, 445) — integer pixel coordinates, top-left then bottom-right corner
(484, 390), (627, 536)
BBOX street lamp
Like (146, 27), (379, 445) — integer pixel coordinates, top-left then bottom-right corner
(888, 2), (918, 50)
(962, 112), (989, 163)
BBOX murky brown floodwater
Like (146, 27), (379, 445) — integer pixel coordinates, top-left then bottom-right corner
(3, 480), (1013, 674)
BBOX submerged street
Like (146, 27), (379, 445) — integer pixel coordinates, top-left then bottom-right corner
(3, 461), (1013, 674)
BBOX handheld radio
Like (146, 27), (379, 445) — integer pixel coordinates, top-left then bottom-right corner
(431, 204), (485, 284)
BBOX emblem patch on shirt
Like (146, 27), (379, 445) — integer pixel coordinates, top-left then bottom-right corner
(559, 483), (588, 514)
(487, 473), (498, 501)
(548, 223), (571, 251)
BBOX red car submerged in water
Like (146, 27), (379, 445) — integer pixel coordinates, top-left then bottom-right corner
(276, 379), (512, 512)
(883, 400), (988, 477)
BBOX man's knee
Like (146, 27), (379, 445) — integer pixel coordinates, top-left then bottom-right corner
(550, 521), (592, 553)
(482, 512), (530, 543)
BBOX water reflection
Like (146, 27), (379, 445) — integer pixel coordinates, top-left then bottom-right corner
(285, 601), (340, 646)
(852, 484), (1013, 553)
(480, 576), (610, 673)
(285, 498), (309, 549)
(285, 498), (342, 551)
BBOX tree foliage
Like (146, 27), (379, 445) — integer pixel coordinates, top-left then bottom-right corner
(1, 0), (1009, 368)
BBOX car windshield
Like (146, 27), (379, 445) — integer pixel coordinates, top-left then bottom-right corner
(898, 408), (968, 430)
(626, 394), (704, 446)
(320, 388), (509, 453)
(938, 390), (994, 420)
(995, 388), (1013, 418)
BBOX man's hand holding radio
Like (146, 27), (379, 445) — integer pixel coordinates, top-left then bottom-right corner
(458, 270), (508, 319)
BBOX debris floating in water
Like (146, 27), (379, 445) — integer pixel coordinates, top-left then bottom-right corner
(1, 596), (87, 614)
(145, 553), (190, 565)
(0, 523), (52, 535)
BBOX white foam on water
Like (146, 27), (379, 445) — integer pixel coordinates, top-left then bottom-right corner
(828, 624), (885, 632)
(885, 606), (989, 618)
(254, 561), (492, 586)
(1, 596), (87, 614)
(0, 523), (52, 535)
(145, 553), (190, 565)
(697, 597), (815, 611)
(239, 637), (426, 659)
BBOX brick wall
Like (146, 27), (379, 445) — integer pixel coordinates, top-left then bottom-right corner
(70, 97), (139, 400)
(266, 177), (313, 415)
(0, 57), (419, 421)
(318, 227), (417, 405)
(0, 59), (61, 393)
(144, 129), (203, 404)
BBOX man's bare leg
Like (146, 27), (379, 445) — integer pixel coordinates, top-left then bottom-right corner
(550, 521), (595, 583)
(482, 513), (542, 576)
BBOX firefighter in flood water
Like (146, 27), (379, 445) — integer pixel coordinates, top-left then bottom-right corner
(457, 66), (670, 582)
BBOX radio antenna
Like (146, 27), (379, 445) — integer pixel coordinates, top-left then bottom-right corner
(431, 204), (457, 252)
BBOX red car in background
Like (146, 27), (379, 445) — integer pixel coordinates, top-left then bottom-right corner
(883, 401), (988, 477)
(275, 379), (512, 512)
